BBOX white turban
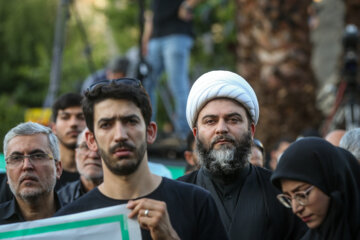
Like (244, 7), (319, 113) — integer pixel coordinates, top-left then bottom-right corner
(186, 70), (259, 129)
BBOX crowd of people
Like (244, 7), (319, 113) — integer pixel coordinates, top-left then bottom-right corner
(0, 69), (359, 239)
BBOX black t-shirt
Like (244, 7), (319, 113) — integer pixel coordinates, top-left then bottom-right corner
(151, 0), (194, 38)
(55, 177), (228, 240)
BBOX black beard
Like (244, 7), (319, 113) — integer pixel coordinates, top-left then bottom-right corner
(196, 131), (252, 182)
(58, 137), (77, 150)
(99, 140), (146, 176)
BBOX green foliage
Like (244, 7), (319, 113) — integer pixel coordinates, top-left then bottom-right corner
(0, 95), (25, 153)
(0, 0), (237, 144)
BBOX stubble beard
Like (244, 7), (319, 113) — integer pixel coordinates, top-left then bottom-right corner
(8, 169), (56, 203)
(196, 130), (252, 181)
(99, 140), (147, 176)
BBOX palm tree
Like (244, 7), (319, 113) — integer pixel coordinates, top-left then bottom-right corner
(235, 0), (322, 148)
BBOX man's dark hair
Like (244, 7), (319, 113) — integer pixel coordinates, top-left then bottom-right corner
(52, 93), (83, 122)
(82, 81), (152, 133)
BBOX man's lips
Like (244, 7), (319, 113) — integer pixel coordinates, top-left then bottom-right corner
(67, 131), (80, 137)
(20, 175), (38, 184)
(113, 148), (132, 158)
(301, 215), (313, 223)
(84, 161), (102, 167)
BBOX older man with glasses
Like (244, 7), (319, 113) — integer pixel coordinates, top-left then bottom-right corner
(58, 128), (103, 205)
(0, 122), (63, 225)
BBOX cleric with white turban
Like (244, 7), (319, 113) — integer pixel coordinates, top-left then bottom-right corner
(186, 70), (259, 129)
(180, 70), (306, 240)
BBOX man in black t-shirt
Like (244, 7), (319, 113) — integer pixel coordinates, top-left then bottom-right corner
(55, 78), (228, 240)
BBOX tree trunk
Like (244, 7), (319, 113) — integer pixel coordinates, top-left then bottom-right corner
(235, 0), (322, 149)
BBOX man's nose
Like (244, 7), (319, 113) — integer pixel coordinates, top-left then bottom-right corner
(215, 119), (228, 134)
(22, 157), (34, 170)
(114, 122), (128, 141)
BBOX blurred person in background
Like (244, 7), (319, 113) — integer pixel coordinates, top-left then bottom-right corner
(183, 131), (199, 174)
(324, 129), (345, 146)
(268, 137), (292, 170)
(57, 128), (103, 205)
(51, 93), (86, 189)
(142, 0), (202, 140)
(81, 56), (130, 93)
(271, 137), (360, 239)
(250, 139), (265, 168)
(339, 128), (360, 164)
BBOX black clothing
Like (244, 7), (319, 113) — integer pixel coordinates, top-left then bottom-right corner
(178, 165), (306, 240)
(151, 0), (194, 38)
(55, 177), (228, 240)
(57, 179), (85, 206)
(271, 137), (360, 240)
(55, 170), (80, 191)
(0, 193), (63, 225)
(0, 173), (13, 203)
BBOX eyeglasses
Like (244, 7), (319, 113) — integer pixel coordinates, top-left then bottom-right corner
(86, 78), (142, 93)
(76, 143), (91, 155)
(277, 185), (314, 208)
(5, 153), (54, 168)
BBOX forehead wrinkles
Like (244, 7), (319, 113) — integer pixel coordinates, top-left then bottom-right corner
(7, 134), (50, 154)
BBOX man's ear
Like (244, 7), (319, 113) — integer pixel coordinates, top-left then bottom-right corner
(250, 123), (256, 138)
(50, 122), (57, 135)
(55, 161), (63, 180)
(192, 127), (197, 137)
(184, 151), (195, 166)
(147, 121), (157, 144)
(86, 130), (98, 152)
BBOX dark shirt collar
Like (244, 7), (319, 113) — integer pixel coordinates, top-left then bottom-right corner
(202, 163), (251, 186)
(0, 192), (63, 224)
(0, 197), (25, 223)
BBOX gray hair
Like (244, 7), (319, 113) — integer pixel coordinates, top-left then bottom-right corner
(77, 127), (88, 146)
(3, 122), (60, 161)
(339, 128), (360, 161)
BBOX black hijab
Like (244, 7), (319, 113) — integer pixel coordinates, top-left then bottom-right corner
(271, 137), (360, 240)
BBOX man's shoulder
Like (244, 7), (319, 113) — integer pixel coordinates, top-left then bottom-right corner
(55, 187), (104, 216)
(57, 180), (82, 205)
(0, 199), (19, 224)
(160, 177), (212, 203)
(0, 200), (12, 211)
(176, 170), (199, 183)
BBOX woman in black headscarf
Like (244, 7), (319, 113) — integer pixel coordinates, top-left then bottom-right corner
(271, 137), (360, 240)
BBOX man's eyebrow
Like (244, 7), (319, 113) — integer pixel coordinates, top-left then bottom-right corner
(122, 114), (141, 120)
(201, 114), (218, 119)
(225, 113), (243, 118)
(9, 149), (46, 155)
(98, 114), (141, 123)
(98, 116), (116, 123)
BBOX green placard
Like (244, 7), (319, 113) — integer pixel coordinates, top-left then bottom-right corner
(0, 214), (129, 240)
(0, 153), (5, 172)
